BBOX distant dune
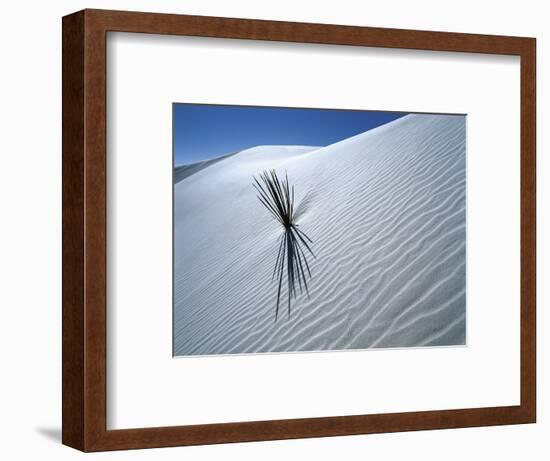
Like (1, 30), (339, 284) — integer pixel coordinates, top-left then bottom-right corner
(173, 114), (466, 356)
(174, 151), (238, 183)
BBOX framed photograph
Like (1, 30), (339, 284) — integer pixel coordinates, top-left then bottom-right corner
(62, 9), (536, 451)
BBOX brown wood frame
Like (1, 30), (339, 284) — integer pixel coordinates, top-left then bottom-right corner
(62, 8), (536, 452)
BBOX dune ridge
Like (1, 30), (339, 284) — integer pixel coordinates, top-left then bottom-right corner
(173, 114), (466, 356)
(174, 151), (238, 183)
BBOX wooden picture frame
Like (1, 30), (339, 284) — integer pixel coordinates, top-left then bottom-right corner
(62, 9), (536, 452)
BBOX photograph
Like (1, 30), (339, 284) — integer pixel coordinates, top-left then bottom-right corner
(173, 104), (466, 357)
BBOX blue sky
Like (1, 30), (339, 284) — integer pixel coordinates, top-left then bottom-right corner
(173, 104), (407, 166)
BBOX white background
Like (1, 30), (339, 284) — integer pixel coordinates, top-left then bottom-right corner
(108, 33), (520, 429)
(0, 0), (547, 459)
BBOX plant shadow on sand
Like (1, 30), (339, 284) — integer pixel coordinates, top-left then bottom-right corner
(253, 169), (315, 321)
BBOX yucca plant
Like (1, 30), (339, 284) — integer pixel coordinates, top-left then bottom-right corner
(253, 169), (315, 320)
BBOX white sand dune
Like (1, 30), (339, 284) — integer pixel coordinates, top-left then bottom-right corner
(174, 150), (239, 183)
(173, 114), (466, 356)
